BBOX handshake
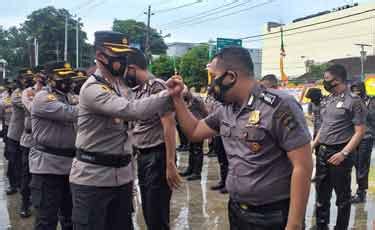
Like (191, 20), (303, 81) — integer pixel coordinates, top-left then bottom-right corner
(166, 75), (185, 98)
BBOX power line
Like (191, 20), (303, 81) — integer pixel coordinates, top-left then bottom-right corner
(166, 0), (275, 30)
(245, 15), (374, 42)
(240, 8), (375, 40)
(153, 0), (204, 14)
(159, 0), (242, 27)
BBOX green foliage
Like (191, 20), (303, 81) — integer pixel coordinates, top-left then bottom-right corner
(309, 63), (329, 80)
(112, 19), (167, 55)
(0, 6), (93, 78)
(179, 45), (209, 89)
(151, 55), (179, 80)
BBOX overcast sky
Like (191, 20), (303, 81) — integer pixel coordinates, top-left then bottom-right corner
(0, 0), (371, 48)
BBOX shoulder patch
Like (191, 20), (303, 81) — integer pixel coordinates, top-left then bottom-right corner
(260, 91), (280, 107)
(150, 79), (166, 94)
(47, 94), (57, 102)
(3, 97), (11, 105)
(100, 85), (111, 93)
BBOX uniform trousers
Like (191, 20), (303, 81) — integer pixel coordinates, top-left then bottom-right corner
(187, 142), (204, 175)
(30, 174), (73, 230)
(353, 137), (374, 192)
(315, 144), (353, 230)
(137, 144), (172, 230)
(6, 138), (22, 189)
(20, 146), (31, 209)
(213, 136), (228, 184)
(71, 182), (133, 230)
(228, 199), (289, 230)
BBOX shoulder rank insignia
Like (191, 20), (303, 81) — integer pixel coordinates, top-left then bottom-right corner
(260, 91), (280, 107)
(47, 94), (57, 102)
(100, 85), (111, 93)
(247, 110), (260, 126)
(3, 97), (11, 105)
(336, 101), (343, 108)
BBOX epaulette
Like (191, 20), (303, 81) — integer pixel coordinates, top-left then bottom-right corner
(259, 91), (281, 107)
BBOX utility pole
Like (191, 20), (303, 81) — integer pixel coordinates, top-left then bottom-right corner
(76, 17), (80, 68)
(64, 14), (68, 62)
(56, 41), (60, 62)
(144, 5), (154, 64)
(355, 43), (372, 80)
(34, 38), (39, 67)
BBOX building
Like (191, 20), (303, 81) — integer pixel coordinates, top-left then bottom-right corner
(166, 42), (200, 57)
(261, 2), (375, 79)
(248, 49), (262, 79)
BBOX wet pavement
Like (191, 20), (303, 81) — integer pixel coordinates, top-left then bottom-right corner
(0, 141), (375, 229)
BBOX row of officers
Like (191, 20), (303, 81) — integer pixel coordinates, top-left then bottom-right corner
(0, 30), (372, 230)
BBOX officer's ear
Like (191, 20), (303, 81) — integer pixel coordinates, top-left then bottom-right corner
(227, 70), (238, 83)
(96, 51), (108, 65)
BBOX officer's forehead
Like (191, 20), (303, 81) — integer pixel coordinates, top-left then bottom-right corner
(209, 58), (225, 73)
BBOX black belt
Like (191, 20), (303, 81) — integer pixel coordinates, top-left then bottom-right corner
(25, 129), (32, 134)
(320, 143), (347, 152)
(137, 143), (165, 155)
(231, 199), (290, 213)
(35, 145), (76, 158)
(76, 149), (132, 168)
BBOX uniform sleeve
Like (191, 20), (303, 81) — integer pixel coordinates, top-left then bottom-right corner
(351, 97), (367, 125)
(367, 99), (375, 133)
(203, 106), (223, 132)
(150, 80), (171, 118)
(31, 91), (78, 122)
(272, 96), (312, 152)
(11, 90), (24, 109)
(22, 88), (34, 112)
(81, 83), (173, 121)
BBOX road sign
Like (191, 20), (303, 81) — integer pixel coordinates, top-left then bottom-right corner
(216, 38), (242, 51)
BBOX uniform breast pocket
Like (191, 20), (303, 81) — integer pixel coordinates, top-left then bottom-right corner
(243, 127), (266, 154)
(220, 121), (232, 137)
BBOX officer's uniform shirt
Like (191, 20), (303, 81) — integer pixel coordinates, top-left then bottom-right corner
(70, 69), (173, 187)
(29, 87), (78, 175)
(132, 76), (169, 149)
(319, 89), (367, 145)
(363, 97), (375, 139)
(204, 84), (311, 206)
(189, 96), (208, 120)
(7, 88), (25, 142)
(20, 86), (37, 148)
(0, 91), (13, 126)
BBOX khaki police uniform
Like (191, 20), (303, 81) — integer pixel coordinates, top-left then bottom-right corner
(0, 91), (12, 142)
(204, 84), (311, 229)
(30, 86), (78, 230)
(316, 89), (367, 229)
(70, 69), (173, 230)
(6, 88), (25, 190)
(133, 76), (173, 230)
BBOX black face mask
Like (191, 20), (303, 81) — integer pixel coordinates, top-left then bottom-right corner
(25, 78), (35, 88)
(124, 67), (139, 88)
(212, 72), (236, 103)
(99, 53), (127, 77)
(323, 79), (338, 92)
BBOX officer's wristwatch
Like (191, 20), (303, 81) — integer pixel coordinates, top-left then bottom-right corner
(341, 150), (350, 158)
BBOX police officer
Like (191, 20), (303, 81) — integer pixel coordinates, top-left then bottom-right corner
(126, 48), (181, 229)
(179, 87), (208, 181)
(6, 69), (33, 195)
(19, 66), (46, 218)
(0, 80), (13, 164)
(167, 46), (313, 229)
(71, 69), (88, 95)
(260, 74), (279, 89)
(69, 31), (175, 230)
(312, 64), (367, 230)
(350, 81), (375, 203)
(30, 62), (78, 230)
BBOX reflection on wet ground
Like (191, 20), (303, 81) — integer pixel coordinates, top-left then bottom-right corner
(1, 144), (375, 229)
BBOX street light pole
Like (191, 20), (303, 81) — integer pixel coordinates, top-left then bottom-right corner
(144, 5), (154, 64)
(76, 18), (80, 68)
(355, 43), (372, 80)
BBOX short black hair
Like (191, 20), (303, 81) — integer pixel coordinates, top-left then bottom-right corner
(325, 64), (347, 82)
(261, 74), (278, 87)
(213, 46), (254, 77)
(127, 48), (147, 70)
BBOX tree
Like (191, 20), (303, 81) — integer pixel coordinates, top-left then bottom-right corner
(112, 19), (167, 55)
(151, 55), (179, 80)
(179, 45), (209, 89)
(22, 6), (92, 68)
